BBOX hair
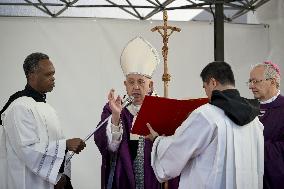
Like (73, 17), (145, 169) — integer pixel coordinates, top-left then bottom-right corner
(200, 61), (235, 86)
(23, 52), (49, 78)
(253, 62), (281, 88)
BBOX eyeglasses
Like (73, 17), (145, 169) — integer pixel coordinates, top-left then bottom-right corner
(126, 79), (146, 87)
(246, 78), (271, 86)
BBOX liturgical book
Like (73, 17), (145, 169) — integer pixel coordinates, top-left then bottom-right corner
(131, 96), (208, 136)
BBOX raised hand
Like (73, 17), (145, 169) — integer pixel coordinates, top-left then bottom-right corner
(108, 89), (122, 126)
(66, 138), (86, 154)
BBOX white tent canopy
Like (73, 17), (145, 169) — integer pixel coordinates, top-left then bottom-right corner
(0, 0), (270, 23)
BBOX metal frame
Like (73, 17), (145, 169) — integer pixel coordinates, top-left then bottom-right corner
(0, 0), (270, 62)
(0, 0), (270, 21)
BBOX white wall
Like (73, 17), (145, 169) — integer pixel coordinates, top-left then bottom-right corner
(0, 17), (269, 188)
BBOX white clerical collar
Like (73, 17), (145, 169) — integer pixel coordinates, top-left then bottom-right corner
(260, 90), (280, 104)
(127, 104), (141, 116)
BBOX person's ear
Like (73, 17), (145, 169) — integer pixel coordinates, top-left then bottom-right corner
(270, 78), (276, 86)
(28, 72), (36, 82)
(149, 80), (153, 90)
(210, 78), (218, 88)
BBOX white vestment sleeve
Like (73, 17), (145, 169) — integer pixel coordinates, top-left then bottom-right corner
(0, 126), (8, 189)
(151, 110), (216, 182)
(106, 116), (123, 152)
(4, 104), (66, 185)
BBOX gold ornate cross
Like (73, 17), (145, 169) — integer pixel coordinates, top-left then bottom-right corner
(151, 10), (181, 98)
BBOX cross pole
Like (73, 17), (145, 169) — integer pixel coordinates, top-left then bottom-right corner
(151, 10), (181, 98)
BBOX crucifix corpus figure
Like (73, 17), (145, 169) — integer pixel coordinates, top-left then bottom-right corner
(151, 10), (181, 98)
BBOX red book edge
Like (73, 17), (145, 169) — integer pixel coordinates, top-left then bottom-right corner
(131, 96), (208, 136)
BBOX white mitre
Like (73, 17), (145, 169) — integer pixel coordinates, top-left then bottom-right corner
(120, 37), (160, 78)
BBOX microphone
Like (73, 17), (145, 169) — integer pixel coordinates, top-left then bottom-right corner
(121, 95), (134, 109)
(66, 95), (134, 163)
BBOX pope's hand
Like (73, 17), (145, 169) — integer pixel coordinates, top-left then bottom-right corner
(146, 123), (159, 142)
(108, 89), (122, 126)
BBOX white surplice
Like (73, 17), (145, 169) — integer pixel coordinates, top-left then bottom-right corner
(0, 96), (70, 189)
(151, 103), (264, 189)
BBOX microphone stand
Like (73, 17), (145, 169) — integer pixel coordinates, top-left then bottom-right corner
(66, 96), (134, 163)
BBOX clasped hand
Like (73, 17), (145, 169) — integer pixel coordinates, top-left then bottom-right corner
(66, 138), (86, 154)
(146, 123), (159, 142)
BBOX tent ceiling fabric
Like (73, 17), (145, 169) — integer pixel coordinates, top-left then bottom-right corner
(0, 0), (270, 22)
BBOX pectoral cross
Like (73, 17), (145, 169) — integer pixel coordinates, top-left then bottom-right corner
(151, 10), (181, 98)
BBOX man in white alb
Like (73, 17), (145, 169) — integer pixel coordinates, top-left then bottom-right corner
(0, 52), (86, 189)
(147, 61), (264, 189)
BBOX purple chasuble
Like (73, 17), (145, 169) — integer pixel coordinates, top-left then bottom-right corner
(94, 103), (179, 189)
(260, 95), (284, 189)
